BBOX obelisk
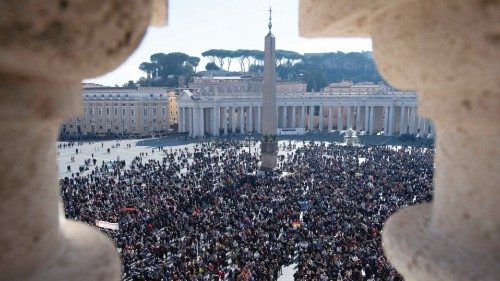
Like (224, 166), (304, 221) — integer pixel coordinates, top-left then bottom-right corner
(260, 7), (278, 171)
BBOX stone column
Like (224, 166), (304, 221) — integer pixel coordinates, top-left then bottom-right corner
(231, 107), (237, 133)
(410, 107), (417, 134)
(178, 107), (183, 132)
(328, 106), (333, 132)
(369, 106), (374, 135)
(417, 115), (423, 134)
(355, 106), (361, 132)
(346, 105), (352, 129)
(226, 107), (231, 133)
(400, 106), (406, 134)
(282, 105), (288, 128)
(248, 106), (253, 133)
(221, 106), (227, 135)
(364, 106), (369, 132)
(257, 106), (262, 133)
(301, 1), (499, 280)
(318, 106), (323, 132)
(183, 107), (188, 133)
(188, 108), (193, 136)
(337, 106), (343, 131)
(388, 105), (395, 136)
(192, 107), (199, 137)
(0, 1), (162, 280)
(238, 106), (243, 133)
(179, 107), (183, 132)
(308, 105), (314, 131)
(300, 106), (306, 128)
(211, 107), (217, 136)
(216, 106), (221, 136)
(383, 106), (389, 135)
(291, 106), (296, 127)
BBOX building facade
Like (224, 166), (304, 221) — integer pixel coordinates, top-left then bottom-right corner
(61, 87), (176, 137)
(178, 77), (434, 138)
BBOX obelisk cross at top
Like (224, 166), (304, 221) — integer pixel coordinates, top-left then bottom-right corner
(268, 7), (272, 32)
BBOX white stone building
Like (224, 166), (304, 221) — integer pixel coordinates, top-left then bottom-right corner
(61, 87), (177, 136)
(177, 77), (434, 137)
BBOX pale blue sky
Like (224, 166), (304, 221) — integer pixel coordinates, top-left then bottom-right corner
(86, 0), (372, 86)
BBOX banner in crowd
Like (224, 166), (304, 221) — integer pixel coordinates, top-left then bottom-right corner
(292, 220), (302, 229)
(95, 220), (119, 230)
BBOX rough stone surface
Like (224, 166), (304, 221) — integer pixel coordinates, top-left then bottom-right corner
(299, 0), (410, 37)
(383, 204), (500, 281)
(0, 1), (164, 280)
(300, 0), (500, 280)
(0, 0), (153, 80)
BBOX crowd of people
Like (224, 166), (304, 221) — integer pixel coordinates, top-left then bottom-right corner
(60, 139), (434, 281)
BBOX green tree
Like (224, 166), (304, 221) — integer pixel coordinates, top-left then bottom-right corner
(205, 62), (220, 71)
(234, 49), (250, 72)
(139, 52), (199, 87)
(139, 62), (156, 86)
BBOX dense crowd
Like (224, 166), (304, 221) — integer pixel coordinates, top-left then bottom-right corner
(60, 139), (434, 281)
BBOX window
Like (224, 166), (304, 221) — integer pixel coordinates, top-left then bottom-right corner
(130, 108), (135, 116)
(84, 108), (87, 115)
(131, 119), (135, 124)
(153, 118), (156, 123)
(122, 108), (126, 116)
(161, 107), (166, 116)
(114, 108), (118, 115)
(152, 108), (157, 116)
(99, 126), (103, 130)
(106, 108), (110, 115)
(143, 108), (148, 116)
(98, 108), (102, 115)
(91, 108), (94, 115)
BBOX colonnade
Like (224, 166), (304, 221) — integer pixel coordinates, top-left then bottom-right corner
(178, 104), (434, 137)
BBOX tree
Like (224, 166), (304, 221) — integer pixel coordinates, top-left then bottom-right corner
(139, 62), (156, 86)
(249, 50), (264, 66)
(205, 62), (220, 71)
(187, 56), (200, 72)
(201, 49), (218, 64)
(234, 49), (250, 73)
(123, 80), (136, 88)
(139, 52), (200, 87)
(248, 64), (263, 74)
(221, 50), (236, 71)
